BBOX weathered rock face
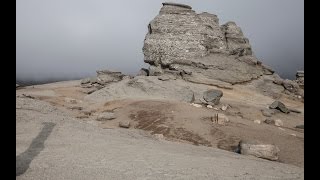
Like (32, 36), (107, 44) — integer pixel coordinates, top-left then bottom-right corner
(142, 2), (269, 87)
(80, 70), (128, 91)
(271, 73), (304, 98)
(295, 71), (304, 89)
(221, 21), (252, 56)
(96, 70), (125, 84)
(143, 3), (213, 67)
(203, 89), (223, 105)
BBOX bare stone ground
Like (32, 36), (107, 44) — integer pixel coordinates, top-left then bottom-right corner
(16, 79), (304, 179)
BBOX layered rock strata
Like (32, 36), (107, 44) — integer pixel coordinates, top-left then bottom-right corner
(142, 2), (271, 87)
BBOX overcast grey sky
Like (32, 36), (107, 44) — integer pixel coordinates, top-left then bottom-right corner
(16, 0), (304, 81)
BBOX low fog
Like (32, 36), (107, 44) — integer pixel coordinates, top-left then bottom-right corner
(16, 0), (304, 83)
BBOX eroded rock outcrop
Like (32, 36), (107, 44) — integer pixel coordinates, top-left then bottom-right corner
(295, 71), (304, 89)
(142, 2), (272, 87)
(271, 73), (304, 98)
(80, 70), (130, 94)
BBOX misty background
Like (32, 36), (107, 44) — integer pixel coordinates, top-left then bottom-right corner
(16, 0), (304, 84)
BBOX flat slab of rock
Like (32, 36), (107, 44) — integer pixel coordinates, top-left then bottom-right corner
(261, 109), (275, 117)
(203, 89), (223, 105)
(158, 75), (170, 81)
(289, 108), (302, 113)
(162, 2), (192, 9)
(82, 88), (97, 94)
(239, 140), (280, 161)
(119, 121), (130, 128)
(97, 112), (116, 121)
(264, 118), (283, 127)
(269, 101), (290, 114)
(69, 106), (83, 111)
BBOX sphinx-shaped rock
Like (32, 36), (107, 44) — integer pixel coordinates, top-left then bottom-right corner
(142, 2), (267, 87)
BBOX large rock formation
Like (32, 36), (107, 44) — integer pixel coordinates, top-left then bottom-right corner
(295, 71), (304, 89)
(80, 70), (130, 94)
(142, 2), (271, 87)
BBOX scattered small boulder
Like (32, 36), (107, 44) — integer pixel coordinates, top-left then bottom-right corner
(203, 89), (223, 105)
(64, 97), (77, 104)
(254, 120), (261, 124)
(82, 110), (92, 116)
(97, 112), (116, 121)
(207, 105), (213, 109)
(264, 118), (283, 127)
(221, 104), (229, 111)
(261, 109), (276, 117)
(264, 118), (275, 125)
(272, 74), (284, 85)
(269, 101), (289, 114)
(282, 79), (299, 93)
(119, 121), (130, 128)
(238, 140), (280, 161)
(295, 125), (304, 129)
(16, 84), (20, 88)
(154, 134), (164, 140)
(274, 119), (283, 127)
(191, 103), (202, 108)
